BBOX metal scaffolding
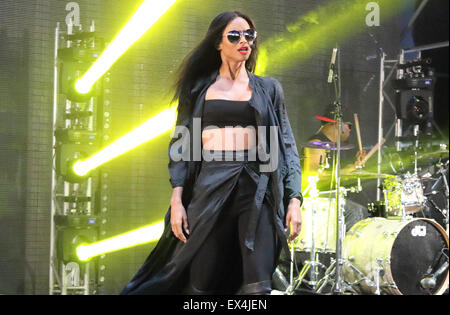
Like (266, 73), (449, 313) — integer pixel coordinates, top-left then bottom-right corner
(49, 21), (110, 295)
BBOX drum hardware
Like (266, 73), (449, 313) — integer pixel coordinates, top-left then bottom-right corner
(420, 248), (449, 291)
(287, 175), (329, 293)
(426, 198), (445, 217)
(420, 261), (449, 291)
(368, 201), (388, 218)
(373, 259), (384, 295)
(290, 258), (328, 290)
(418, 159), (449, 232)
(435, 160), (449, 235)
(315, 257), (375, 295)
(388, 152), (405, 174)
(315, 259), (335, 293)
(413, 125), (420, 174)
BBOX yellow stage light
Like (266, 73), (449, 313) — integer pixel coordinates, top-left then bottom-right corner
(73, 106), (177, 176)
(77, 221), (165, 261)
(75, 0), (178, 94)
(255, 0), (404, 76)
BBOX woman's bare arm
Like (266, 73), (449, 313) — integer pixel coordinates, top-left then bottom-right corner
(170, 186), (189, 243)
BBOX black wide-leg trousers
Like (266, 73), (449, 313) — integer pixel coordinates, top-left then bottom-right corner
(185, 148), (278, 294)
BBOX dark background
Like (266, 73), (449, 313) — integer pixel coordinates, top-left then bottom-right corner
(0, 0), (447, 294)
(412, 0), (449, 131)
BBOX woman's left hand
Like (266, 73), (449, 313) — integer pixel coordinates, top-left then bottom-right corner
(285, 198), (302, 242)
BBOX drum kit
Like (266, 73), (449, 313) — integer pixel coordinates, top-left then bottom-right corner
(281, 137), (449, 295)
(274, 44), (449, 295)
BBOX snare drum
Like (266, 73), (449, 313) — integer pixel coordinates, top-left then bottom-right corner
(343, 217), (449, 295)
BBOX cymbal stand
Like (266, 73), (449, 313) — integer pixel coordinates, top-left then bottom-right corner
(315, 258), (379, 295)
(285, 153), (330, 294)
(413, 125), (420, 175)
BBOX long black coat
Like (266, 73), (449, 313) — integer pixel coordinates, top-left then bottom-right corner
(121, 68), (303, 294)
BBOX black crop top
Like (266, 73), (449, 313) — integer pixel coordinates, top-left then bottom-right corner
(202, 99), (257, 130)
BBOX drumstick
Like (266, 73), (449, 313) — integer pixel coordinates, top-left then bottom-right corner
(353, 113), (363, 152)
(361, 138), (386, 165)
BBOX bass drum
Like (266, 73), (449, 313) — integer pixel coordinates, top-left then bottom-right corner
(343, 217), (448, 295)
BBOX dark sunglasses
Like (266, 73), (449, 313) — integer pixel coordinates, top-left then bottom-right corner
(225, 29), (257, 44)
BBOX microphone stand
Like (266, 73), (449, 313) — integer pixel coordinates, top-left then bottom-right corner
(315, 46), (371, 295)
(330, 46), (345, 295)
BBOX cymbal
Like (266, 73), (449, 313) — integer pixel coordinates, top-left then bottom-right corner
(321, 170), (394, 179)
(302, 141), (355, 151)
(340, 170), (395, 179)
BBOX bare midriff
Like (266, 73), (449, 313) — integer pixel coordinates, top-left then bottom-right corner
(202, 127), (257, 151)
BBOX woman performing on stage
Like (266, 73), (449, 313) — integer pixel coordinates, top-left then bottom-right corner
(121, 10), (303, 295)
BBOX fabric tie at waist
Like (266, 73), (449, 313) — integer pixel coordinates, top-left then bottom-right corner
(201, 147), (269, 252)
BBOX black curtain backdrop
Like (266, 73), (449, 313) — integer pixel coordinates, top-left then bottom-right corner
(412, 0), (449, 131)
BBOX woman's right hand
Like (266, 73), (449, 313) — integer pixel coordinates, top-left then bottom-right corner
(170, 200), (189, 243)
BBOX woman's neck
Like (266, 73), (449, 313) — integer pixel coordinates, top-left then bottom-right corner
(219, 60), (247, 81)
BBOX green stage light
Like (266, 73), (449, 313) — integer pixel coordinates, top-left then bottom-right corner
(73, 106), (177, 176)
(255, 0), (404, 76)
(77, 221), (165, 261)
(75, 0), (178, 94)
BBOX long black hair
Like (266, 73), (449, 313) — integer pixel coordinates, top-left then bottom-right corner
(169, 11), (259, 113)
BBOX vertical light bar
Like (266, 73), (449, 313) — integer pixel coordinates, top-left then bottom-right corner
(75, 0), (178, 93)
